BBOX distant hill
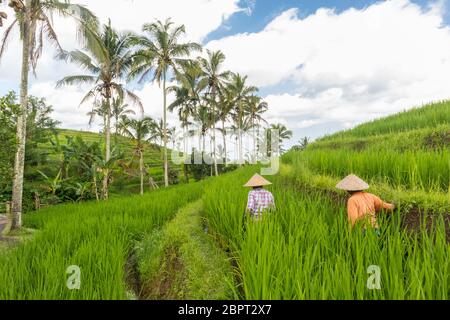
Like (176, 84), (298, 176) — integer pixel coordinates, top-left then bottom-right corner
(33, 128), (182, 194)
(312, 101), (450, 152)
(284, 100), (450, 212)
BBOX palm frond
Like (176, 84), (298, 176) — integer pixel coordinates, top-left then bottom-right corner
(0, 18), (18, 60)
(56, 75), (96, 88)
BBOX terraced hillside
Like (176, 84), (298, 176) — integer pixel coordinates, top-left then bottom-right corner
(31, 129), (183, 196)
(284, 101), (450, 212)
(1, 101), (449, 300)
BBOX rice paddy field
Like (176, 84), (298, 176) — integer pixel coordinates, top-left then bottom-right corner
(0, 101), (449, 300)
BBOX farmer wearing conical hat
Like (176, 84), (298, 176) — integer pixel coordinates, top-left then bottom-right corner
(336, 174), (395, 233)
(244, 174), (275, 220)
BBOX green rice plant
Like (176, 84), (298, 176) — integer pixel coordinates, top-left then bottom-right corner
(203, 167), (450, 300)
(298, 149), (449, 193)
(0, 183), (203, 300)
(322, 101), (450, 140)
(310, 124), (450, 153)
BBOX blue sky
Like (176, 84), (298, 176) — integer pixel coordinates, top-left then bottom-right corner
(2, 0), (450, 147)
(203, 0), (450, 142)
(206, 0), (447, 42)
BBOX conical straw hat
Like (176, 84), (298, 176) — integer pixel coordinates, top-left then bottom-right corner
(336, 174), (369, 191)
(244, 174), (272, 188)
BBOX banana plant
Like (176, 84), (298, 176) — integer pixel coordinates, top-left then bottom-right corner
(37, 169), (63, 196)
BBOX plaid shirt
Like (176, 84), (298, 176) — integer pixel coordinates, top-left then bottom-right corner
(247, 189), (275, 216)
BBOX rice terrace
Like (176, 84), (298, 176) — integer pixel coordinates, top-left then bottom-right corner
(0, 0), (450, 306)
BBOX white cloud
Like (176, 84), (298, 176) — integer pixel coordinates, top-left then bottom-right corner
(3, 0), (450, 146)
(0, 0), (241, 130)
(29, 80), (181, 132)
(1, 0), (241, 83)
(207, 0), (450, 143)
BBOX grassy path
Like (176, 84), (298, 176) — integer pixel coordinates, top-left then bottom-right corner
(132, 200), (236, 300)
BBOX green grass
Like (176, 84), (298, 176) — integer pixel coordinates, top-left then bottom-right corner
(287, 100), (450, 199)
(298, 149), (449, 193)
(1, 101), (449, 300)
(311, 124), (450, 152)
(203, 166), (450, 299)
(134, 200), (235, 300)
(0, 183), (203, 299)
(322, 100), (450, 140)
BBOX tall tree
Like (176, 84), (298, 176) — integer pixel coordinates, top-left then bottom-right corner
(228, 73), (257, 166)
(245, 95), (268, 161)
(129, 18), (201, 187)
(0, 0), (97, 229)
(150, 118), (174, 150)
(193, 104), (214, 156)
(87, 100), (108, 129)
(168, 61), (202, 156)
(217, 87), (234, 166)
(198, 50), (230, 176)
(111, 96), (135, 140)
(269, 123), (293, 155)
(0, 92), (18, 196)
(57, 22), (142, 200)
(119, 116), (155, 195)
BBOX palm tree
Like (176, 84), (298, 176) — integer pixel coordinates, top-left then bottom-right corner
(168, 61), (202, 157)
(119, 116), (155, 195)
(129, 18), (202, 187)
(150, 118), (174, 149)
(87, 100), (108, 128)
(198, 50), (230, 176)
(298, 137), (310, 150)
(111, 97), (135, 138)
(229, 116), (254, 163)
(193, 103), (215, 157)
(57, 22), (142, 200)
(217, 87), (234, 166)
(245, 95), (268, 161)
(269, 123), (293, 155)
(228, 73), (258, 166)
(0, 0), (97, 229)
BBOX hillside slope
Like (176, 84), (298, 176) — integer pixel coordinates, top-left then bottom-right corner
(34, 129), (182, 193)
(284, 100), (450, 212)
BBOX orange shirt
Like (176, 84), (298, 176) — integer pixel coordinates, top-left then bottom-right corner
(347, 192), (395, 228)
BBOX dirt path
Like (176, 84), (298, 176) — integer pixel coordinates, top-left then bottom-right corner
(125, 200), (235, 300)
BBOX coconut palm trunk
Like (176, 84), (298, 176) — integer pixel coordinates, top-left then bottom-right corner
(11, 2), (31, 229)
(92, 164), (99, 201)
(238, 101), (243, 166)
(163, 71), (169, 187)
(183, 125), (189, 183)
(222, 120), (227, 167)
(102, 95), (111, 200)
(257, 123), (261, 159)
(253, 118), (257, 163)
(211, 89), (218, 176)
(139, 149), (144, 195)
(202, 132), (206, 154)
